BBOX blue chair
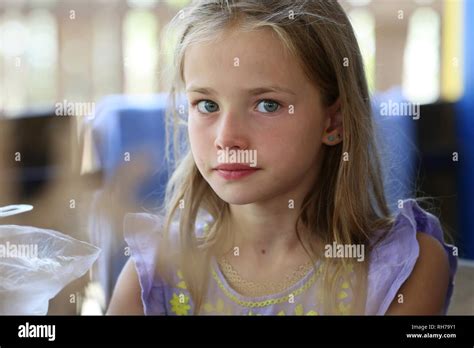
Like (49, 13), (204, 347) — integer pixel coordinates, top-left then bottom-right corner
(91, 93), (174, 208)
(371, 87), (417, 213)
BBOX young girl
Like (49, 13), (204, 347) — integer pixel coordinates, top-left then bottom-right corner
(108, 0), (457, 315)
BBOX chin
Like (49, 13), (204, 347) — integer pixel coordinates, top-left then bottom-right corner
(219, 196), (256, 205)
(209, 184), (263, 205)
(214, 189), (258, 205)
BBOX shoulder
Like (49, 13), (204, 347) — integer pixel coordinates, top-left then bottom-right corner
(107, 258), (144, 315)
(118, 210), (213, 315)
(385, 232), (449, 315)
(121, 212), (174, 315)
(365, 199), (457, 315)
(416, 231), (450, 267)
(107, 212), (167, 315)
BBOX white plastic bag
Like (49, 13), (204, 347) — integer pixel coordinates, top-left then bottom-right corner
(0, 225), (101, 315)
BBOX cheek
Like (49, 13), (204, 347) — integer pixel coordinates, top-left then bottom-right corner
(262, 118), (322, 162)
(188, 117), (210, 169)
(188, 115), (206, 146)
(187, 117), (198, 149)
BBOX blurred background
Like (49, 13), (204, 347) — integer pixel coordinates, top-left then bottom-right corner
(0, 0), (472, 315)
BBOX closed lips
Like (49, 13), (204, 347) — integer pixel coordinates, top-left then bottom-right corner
(214, 164), (259, 170)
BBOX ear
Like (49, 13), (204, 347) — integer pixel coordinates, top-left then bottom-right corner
(321, 98), (343, 146)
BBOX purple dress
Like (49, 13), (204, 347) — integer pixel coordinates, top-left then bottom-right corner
(123, 199), (457, 315)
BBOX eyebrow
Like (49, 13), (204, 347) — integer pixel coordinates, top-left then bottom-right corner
(186, 85), (296, 96)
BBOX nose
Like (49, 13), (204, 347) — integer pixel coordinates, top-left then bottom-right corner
(214, 111), (249, 151)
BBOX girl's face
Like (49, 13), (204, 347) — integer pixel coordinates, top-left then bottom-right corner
(184, 27), (336, 205)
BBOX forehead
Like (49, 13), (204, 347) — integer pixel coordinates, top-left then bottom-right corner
(183, 27), (310, 92)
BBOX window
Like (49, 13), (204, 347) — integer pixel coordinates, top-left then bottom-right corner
(402, 7), (441, 104)
(348, 8), (376, 92)
(123, 9), (159, 94)
(26, 9), (58, 108)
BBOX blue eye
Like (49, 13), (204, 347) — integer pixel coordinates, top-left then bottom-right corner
(196, 100), (219, 114)
(192, 99), (282, 115)
(256, 99), (281, 113)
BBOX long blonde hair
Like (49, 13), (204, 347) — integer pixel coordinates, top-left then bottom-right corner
(157, 0), (395, 314)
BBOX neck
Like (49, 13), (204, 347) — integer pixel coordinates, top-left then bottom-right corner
(222, 197), (321, 271)
(229, 204), (301, 254)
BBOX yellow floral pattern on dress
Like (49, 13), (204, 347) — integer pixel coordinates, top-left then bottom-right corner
(295, 304), (304, 315)
(169, 263), (353, 315)
(248, 306), (319, 315)
(337, 275), (353, 315)
(169, 270), (191, 315)
(176, 270), (187, 289)
(295, 304), (319, 315)
(170, 293), (191, 315)
(275, 305), (319, 316)
(306, 310), (318, 315)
